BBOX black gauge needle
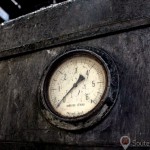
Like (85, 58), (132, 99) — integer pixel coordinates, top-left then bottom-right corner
(56, 74), (85, 108)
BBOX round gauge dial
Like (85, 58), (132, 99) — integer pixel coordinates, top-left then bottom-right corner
(47, 54), (107, 119)
(40, 48), (119, 130)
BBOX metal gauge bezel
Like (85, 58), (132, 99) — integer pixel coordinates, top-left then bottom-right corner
(39, 47), (119, 130)
(43, 50), (109, 122)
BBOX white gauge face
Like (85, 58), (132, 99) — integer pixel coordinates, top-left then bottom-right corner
(48, 54), (107, 118)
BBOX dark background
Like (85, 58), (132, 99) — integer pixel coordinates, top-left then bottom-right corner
(0, 0), (66, 23)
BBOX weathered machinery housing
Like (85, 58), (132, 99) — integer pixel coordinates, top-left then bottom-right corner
(0, 0), (150, 149)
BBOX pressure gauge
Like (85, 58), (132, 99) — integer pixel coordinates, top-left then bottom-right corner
(39, 47), (119, 130)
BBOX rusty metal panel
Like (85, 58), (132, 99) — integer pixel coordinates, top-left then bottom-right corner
(0, 0), (150, 149)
